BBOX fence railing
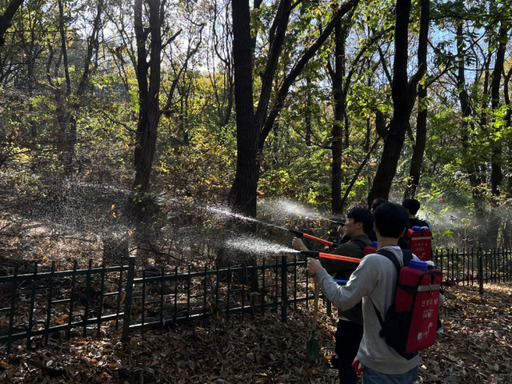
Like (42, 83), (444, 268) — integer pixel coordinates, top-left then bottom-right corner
(432, 247), (512, 285)
(1, 248), (511, 352)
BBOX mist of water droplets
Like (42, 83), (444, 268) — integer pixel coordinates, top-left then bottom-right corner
(224, 235), (297, 256)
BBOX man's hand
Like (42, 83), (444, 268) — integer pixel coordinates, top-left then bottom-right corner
(351, 358), (364, 375)
(292, 237), (308, 251)
(307, 258), (323, 276)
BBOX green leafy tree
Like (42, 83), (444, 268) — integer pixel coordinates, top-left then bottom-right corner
(229, 0), (360, 217)
(368, 0), (425, 205)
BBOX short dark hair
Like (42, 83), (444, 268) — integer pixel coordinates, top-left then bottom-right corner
(402, 198), (421, 215)
(374, 202), (409, 238)
(347, 206), (374, 234)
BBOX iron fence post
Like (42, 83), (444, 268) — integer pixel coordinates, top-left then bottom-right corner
(478, 247), (484, 295)
(281, 255), (288, 323)
(122, 256), (136, 342)
(7, 265), (19, 353)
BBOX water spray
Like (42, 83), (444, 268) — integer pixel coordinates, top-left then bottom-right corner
(260, 199), (345, 225)
(206, 205), (290, 232)
(224, 235), (299, 256)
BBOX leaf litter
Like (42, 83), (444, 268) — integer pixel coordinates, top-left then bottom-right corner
(1, 282), (511, 383)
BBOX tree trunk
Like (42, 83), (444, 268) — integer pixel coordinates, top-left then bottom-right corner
(0, 0), (24, 46)
(331, 16), (345, 215)
(405, 0), (429, 199)
(229, 0), (258, 217)
(258, 0), (359, 151)
(133, 0), (161, 194)
(305, 77), (312, 146)
(368, 0), (422, 203)
(53, 0), (103, 175)
(229, 0), (359, 217)
(490, 24), (506, 197)
(488, 24), (508, 248)
(56, 0), (74, 174)
(454, 23), (490, 246)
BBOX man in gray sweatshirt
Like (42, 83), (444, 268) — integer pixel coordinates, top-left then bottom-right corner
(307, 202), (420, 383)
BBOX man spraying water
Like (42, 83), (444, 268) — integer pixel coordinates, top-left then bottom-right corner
(292, 207), (374, 384)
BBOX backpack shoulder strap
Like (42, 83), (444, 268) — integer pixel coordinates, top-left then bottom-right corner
(376, 249), (401, 273)
(401, 249), (413, 267)
(371, 249), (412, 327)
(350, 238), (367, 251)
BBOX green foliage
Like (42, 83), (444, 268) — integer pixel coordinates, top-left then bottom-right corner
(0, 0), (511, 249)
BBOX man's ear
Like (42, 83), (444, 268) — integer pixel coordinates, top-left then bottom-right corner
(400, 228), (406, 237)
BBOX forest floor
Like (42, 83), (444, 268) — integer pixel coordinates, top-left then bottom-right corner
(1, 177), (512, 383)
(1, 279), (511, 383)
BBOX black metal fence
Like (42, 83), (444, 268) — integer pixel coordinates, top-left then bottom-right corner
(1, 248), (511, 352)
(433, 247), (512, 285)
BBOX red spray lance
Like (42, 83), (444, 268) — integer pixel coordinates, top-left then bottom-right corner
(298, 250), (359, 284)
(299, 250), (361, 265)
(289, 229), (338, 248)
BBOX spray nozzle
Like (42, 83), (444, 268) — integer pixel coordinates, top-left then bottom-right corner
(291, 231), (335, 247)
(300, 250), (320, 259)
(289, 229), (304, 237)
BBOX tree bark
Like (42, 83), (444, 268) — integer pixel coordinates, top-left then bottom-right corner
(0, 0), (23, 46)
(368, 0), (424, 204)
(133, 0), (161, 193)
(229, 0), (258, 217)
(331, 13), (347, 215)
(405, 0), (429, 199)
(229, 0), (358, 217)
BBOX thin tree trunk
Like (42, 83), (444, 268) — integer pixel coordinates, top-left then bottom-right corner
(488, 24), (508, 247)
(56, 0), (74, 174)
(133, 0), (161, 193)
(0, 0), (24, 46)
(405, 0), (429, 199)
(229, 0), (258, 217)
(490, 25), (506, 197)
(368, 0), (424, 203)
(331, 15), (345, 215)
(455, 23), (486, 234)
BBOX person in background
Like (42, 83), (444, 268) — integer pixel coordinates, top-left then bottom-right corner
(402, 198), (443, 333)
(293, 207), (374, 384)
(307, 202), (420, 384)
(399, 198), (428, 250)
(368, 198), (387, 242)
(402, 198), (430, 229)
(336, 198), (385, 245)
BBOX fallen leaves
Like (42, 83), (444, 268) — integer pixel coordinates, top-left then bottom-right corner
(418, 283), (512, 383)
(0, 282), (511, 383)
